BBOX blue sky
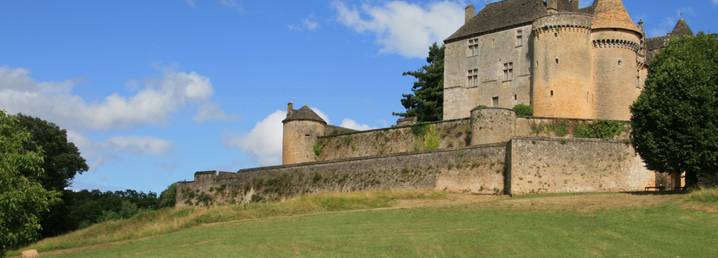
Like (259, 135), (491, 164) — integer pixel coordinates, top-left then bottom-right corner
(1, 0), (716, 193)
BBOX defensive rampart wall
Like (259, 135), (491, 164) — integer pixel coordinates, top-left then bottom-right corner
(177, 137), (655, 207)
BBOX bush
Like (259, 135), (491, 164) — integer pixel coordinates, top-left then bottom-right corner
(157, 184), (177, 208)
(574, 121), (626, 139)
(513, 104), (533, 117)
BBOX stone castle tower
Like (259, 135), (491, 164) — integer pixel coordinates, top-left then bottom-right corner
(282, 103), (327, 164)
(443, 0), (692, 121)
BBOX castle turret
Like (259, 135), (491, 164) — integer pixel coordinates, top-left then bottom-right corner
(590, 0), (643, 120)
(531, 13), (594, 119)
(282, 104), (327, 165)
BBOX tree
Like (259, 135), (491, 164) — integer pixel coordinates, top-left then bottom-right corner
(394, 43), (445, 122)
(157, 183), (177, 208)
(0, 111), (59, 255)
(14, 114), (89, 237)
(631, 33), (718, 188)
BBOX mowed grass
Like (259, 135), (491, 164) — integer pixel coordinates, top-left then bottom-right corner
(15, 189), (718, 258)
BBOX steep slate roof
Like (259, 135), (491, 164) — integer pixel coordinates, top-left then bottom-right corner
(591, 0), (640, 33)
(670, 18), (693, 36)
(283, 106), (326, 124)
(445, 0), (548, 43)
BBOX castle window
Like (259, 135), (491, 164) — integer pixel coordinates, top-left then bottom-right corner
(515, 29), (523, 47)
(618, 59), (623, 66)
(514, 94), (518, 101)
(550, 90), (555, 97)
(503, 62), (514, 81)
(554, 32), (558, 38)
(492, 96), (499, 107)
(468, 38), (479, 56)
(555, 57), (560, 64)
(467, 69), (479, 87)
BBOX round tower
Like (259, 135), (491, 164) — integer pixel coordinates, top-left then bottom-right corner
(531, 13), (594, 119)
(282, 103), (327, 165)
(590, 0), (643, 120)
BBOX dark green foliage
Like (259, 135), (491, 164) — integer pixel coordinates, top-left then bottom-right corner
(14, 114), (89, 191)
(513, 104), (533, 117)
(574, 121), (627, 139)
(631, 33), (718, 187)
(395, 43), (444, 122)
(14, 114), (90, 237)
(157, 184), (177, 208)
(0, 111), (59, 255)
(64, 189), (159, 229)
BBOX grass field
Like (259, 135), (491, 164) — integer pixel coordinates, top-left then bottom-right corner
(11, 189), (718, 257)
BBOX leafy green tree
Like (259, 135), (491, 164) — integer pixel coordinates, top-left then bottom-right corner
(157, 183), (177, 208)
(395, 43), (445, 122)
(0, 111), (59, 254)
(631, 33), (718, 187)
(14, 114), (89, 237)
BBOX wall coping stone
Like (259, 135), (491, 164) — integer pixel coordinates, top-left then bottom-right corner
(234, 142), (507, 174)
(512, 136), (631, 144)
(318, 118), (471, 139)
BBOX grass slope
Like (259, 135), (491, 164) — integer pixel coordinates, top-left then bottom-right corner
(13, 189), (718, 258)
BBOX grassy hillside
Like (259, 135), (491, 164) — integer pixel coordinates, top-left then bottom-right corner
(12, 189), (718, 257)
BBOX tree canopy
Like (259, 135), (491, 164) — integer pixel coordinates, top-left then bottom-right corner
(395, 43), (445, 122)
(0, 111), (59, 254)
(631, 33), (718, 187)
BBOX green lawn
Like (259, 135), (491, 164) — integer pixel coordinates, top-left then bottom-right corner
(16, 190), (718, 258)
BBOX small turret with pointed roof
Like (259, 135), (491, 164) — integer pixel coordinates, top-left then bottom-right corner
(283, 105), (327, 124)
(591, 0), (641, 34)
(670, 18), (693, 36)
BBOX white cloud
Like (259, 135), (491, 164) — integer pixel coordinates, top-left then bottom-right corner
(224, 110), (286, 166)
(0, 66), (233, 130)
(289, 18), (320, 32)
(224, 106), (374, 165)
(333, 1), (464, 58)
(340, 119), (373, 131)
(714, 0), (718, 5)
(105, 136), (172, 155)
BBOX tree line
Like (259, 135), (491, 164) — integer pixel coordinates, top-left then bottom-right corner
(0, 112), (176, 255)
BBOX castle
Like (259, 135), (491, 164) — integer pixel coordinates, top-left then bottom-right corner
(443, 0), (692, 121)
(176, 0), (699, 207)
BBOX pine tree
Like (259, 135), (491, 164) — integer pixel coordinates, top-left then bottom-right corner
(395, 43), (445, 122)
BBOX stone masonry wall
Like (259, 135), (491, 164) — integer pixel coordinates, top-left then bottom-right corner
(509, 137), (654, 194)
(315, 119), (472, 161)
(176, 144), (506, 207)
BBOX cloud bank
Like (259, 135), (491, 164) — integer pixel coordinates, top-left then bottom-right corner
(0, 66), (233, 131)
(333, 1), (464, 58)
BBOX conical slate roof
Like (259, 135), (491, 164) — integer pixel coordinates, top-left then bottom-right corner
(283, 106), (326, 124)
(671, 19), (693, 36)
(591, 0), (640, 33)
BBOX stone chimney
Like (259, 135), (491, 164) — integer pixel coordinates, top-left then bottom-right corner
(465, 4), (475, 24)
(287, 102), (294, 115)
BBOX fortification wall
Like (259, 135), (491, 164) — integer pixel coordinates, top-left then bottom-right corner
(176, 144), (506, 207)
(315, 119), (472, 161)
(509, 138), (654, 194)
(310, 112), (630, 163)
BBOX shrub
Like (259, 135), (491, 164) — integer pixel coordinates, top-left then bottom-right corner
(574, 121), (626, 139)
(157, 183), (177, 208)
(513, 104), (533, 117)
